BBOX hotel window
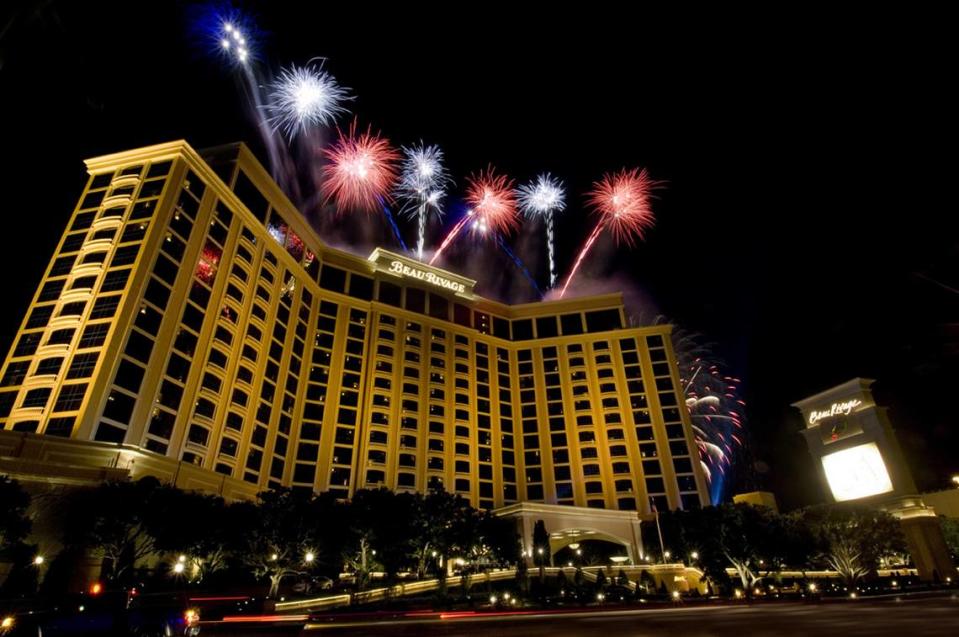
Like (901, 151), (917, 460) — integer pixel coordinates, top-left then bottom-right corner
(25, 306), (54, 329)
(21, 387), (52, 408)
(53, 383), (87, 412)
(101, 269), (130, 292)
(38, 279), (66, 302)
(13, 332), (42, 356)
(66, 353), (99, 379)
(90, 296), (120, 319)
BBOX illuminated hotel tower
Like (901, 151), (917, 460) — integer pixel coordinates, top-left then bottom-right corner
(0, 141), (708, 514)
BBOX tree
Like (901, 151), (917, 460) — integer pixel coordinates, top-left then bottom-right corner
(66, 477), (166, 584)
(939, 516), (959, 563)
(801, 505), (907, 587)
(0, 476), (31, 556)
(595, 568), (607, 592)
(148, 489), (235, 583)
(658, 503), (795, 595)
(343, 489), (414, 587)
(236, 488), (320, 597)
(532, 520), (550, 566)
(410, 489), (460, 578)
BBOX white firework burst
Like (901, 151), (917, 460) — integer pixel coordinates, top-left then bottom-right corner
(396, 143), (452, 259)
(516, 173), (566, 287)
(516, 173), (565, 217)
(268, 62), (352, 138)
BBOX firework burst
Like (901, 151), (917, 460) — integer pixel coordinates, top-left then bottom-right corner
(397, 143), (451, 259)
(428, 167), (518, 266)
(587, 168), (656, 246)
(322, 124), (400, 213)
(559, 168), (658, 298)
(190, 4), (261, 67)
(465, 168), (519, 235)
(658, 320), (746, 504)
(268, 62), (352, 139)
(517, 173), (566, 288)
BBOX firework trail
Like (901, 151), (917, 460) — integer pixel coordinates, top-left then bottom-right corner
(558, 168), (657, 298)
(517, 173), (565, 288)
(397, 144), (451, 260)
(429, 215), (471, 265)
(496, 234), (543, 297)
(322, 123), (400, 213)
(429, 167), (518, 265)
(378, 196), (410, 253)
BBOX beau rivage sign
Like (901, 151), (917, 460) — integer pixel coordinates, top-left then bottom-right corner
(807, 399), (862, 425)
(388, 260), (466, 293)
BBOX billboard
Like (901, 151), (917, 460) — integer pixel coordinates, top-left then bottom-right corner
(820, 442), (894, 502)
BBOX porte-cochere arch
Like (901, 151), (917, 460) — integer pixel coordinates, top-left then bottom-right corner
(495, 502), (645, 565)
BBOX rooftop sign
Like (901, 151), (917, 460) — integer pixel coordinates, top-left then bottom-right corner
(367, 248), (476, 298)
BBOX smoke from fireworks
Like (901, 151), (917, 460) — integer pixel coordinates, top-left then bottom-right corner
(559, 168), (657, 298)
(517, 173), (565, 288)
(322, 124), (400, 213)
(397, 143), (451, 259)
(429, 167), (518, 265)
(268, 62), (352, 139)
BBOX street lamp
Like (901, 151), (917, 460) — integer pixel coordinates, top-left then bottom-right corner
(33, 556), (44, 566)
(270, 553), (278, 561)
(304, 552), (315, 563)
(173, 562), (185, 574)
(663, 550), (671, 561)
(690, 551), (699, 561)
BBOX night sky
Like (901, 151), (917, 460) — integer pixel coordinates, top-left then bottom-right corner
(1, 2), (955, 509)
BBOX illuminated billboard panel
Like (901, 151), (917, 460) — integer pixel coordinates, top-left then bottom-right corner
(821, 442), (894, 502)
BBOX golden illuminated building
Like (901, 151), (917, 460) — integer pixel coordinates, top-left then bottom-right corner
(0, 141), (708, 514)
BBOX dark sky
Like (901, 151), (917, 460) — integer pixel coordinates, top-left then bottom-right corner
(1, 2), (956, 509)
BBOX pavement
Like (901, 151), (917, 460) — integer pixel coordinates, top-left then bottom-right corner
(200, 594), (959, 636)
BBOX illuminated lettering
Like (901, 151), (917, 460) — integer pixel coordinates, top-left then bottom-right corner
(388, 260), (466, 294)
(809, 399), (862, 425)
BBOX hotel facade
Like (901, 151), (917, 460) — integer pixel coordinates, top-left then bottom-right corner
(0, 141), (709, 518)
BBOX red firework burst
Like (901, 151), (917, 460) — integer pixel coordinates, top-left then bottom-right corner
(322, 124), (399, 213)
(587, 168), (657, 246)
(465, 168), (519, 235)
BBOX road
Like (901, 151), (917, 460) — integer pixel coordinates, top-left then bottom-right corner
(202, 595), (959, 636)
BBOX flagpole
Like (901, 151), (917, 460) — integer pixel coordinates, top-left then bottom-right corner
(651, 498), (667, 563)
